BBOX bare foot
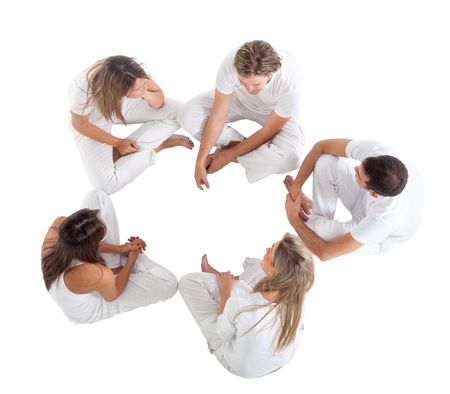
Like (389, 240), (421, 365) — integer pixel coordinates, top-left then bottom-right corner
(201, 254), (220, 274)
(155, 134), (194, 152)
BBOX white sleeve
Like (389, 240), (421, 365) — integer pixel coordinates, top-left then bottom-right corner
(216, 292), (240, 341)
(239, 257), (266, 288)
(215, 50), (238, 95)
(274, 89), (301, 118)
(68, 72), (92, 116)
(351, 200), (399, 244)
(345, 139), (395, 162)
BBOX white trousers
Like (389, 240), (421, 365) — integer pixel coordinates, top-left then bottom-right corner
(308, 154), (382, 255)
(72, 98), (181, 195)
(178, 272), (233, 371)
(80, 190), (178, 321)
(177, 90), (305, 182)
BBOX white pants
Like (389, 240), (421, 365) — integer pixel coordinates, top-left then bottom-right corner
(80, 190), (178, 321)
(72, 98), (181, 195)
(178, 273), (233, 371)
(308, 154), (382, 255)
(177, 90), (305, 182)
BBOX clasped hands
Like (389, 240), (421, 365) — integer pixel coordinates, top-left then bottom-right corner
(119, 236), (147, 255)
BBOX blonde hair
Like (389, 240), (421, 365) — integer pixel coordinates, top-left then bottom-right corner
(85, 55), (148, 124)
(242, 233), (315, 353)
(234, 40), (282, 77)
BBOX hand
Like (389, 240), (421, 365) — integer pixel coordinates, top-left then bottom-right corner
(285, 193), (309, 223)
(195, 160), (210, 190)
(216, 271), (234, 297)
(128, 236), (147, 253)
(300, 191), (313, 215)
(207, 149), (233, 174)
(119, 236), (147, 254)
(116, 138), (138, 156)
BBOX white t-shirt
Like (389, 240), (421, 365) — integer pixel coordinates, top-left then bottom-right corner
(216, 258), (301, 378)
(215, 48), (302, 121)
(346, 140), (424, 251)
(68, 70), (106, 126)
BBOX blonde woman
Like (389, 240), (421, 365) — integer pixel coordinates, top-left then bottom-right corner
(178, 40), (304, 189)
(69, 55), (193, 195)
(179, 234), (314, 378)
(41, 190), (178, 324)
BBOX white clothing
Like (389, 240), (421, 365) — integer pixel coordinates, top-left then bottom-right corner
(48, 190), (178, 324)
(177, 49), (304, 183)
(68, 70), (181, 195)
(215, 49), (302, 121)
(179, 258), (302, 378)
(307, 140), (424, 254)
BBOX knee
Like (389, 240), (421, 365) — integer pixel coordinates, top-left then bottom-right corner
(161, 97), (182, 119)
(177, 99), (207, 137)
(161, 271), (179, 301)
(96, 182), (118, 196)
(82, 189), (110, 207)
(273, 148), (302, 175)
(178, 273), (197, 297)
(314, 154), (339, 175)
(176, 101), (194, 131)
(284, 149), (302, 172)
(90, 174), (123, 195)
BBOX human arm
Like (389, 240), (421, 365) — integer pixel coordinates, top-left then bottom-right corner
(217, 271), (234, 315)
(285, 194), (363, 261)
(70, 112), (138, 156)
(207, 111), (289, 174)
(41, 216), (66, 258)
(194, 90), (232, 190)
(141, 77), (164, 109)
(95, 249), (140, 301)
(289, 139), (352, 201)
(99, 236), (147, 254)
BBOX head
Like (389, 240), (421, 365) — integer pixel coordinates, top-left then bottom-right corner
(355, 155), (408, 197)
(253, 233), (315, 352)
(41, 209), (106, 290)
(234, 40), (281, 95)
(86, 55), (149, 123)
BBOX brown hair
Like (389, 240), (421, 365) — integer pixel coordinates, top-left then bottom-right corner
(363, 155), (408, 196)
(241, 233), (315, 352)
(234, 40), (282, 77)
(85, 55), (148, 124)
(41, 209), (106, 290)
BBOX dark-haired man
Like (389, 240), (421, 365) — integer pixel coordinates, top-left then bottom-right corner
(284, 139), (423, 261)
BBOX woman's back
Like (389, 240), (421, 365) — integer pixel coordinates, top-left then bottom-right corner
(48, 262), (110, 324)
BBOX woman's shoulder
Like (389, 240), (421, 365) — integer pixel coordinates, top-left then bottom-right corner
(65, 263), (110, 292)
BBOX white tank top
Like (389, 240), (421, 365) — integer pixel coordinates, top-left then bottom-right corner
(48, 262), (107, 323)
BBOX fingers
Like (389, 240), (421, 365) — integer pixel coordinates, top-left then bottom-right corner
(217, 271), (233, 279)
(127, 236), (147, 252)
(196, 176), (209, 190)
(299, 209), (309, 222)
(302, 204), (311, 215)
(196, 178), (204, 191)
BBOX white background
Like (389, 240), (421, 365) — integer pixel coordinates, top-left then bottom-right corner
(1, 0), (449, 393)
